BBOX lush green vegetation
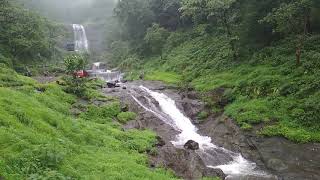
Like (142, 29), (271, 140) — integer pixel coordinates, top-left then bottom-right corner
(117, 112), (138, 124)
(108, 0), (320, 143)
(0, 64), (178, 179)
(0, 0), (67, 71)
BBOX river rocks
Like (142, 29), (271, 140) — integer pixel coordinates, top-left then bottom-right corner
(184, 140), (200, 150)
(151, 143), (226, 179)
(204, 168), (226, 179)
(107, 82), (116, 88)
(121, 104), (129, 112)
(267, 158), (288, 171)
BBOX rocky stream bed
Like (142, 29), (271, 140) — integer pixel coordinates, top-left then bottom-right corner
(103, 80), (320, 180)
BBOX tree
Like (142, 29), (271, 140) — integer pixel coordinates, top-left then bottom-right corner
(114, 0), (155, 41)
(0, 0), (55, 63)
(181, 0), (241, 60)
(63, 54), (88, 97)
(144, 24), (170, 58)
(261, 0), (315, 65)
(148, 0), (182, 30)
(64, 54), (87, 75)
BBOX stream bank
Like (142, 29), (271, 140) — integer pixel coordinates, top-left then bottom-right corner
(103, 80), (320, 180)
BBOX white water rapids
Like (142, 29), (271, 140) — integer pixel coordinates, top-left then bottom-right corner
(131, 85), (271, 179)
(72, 24), (89, 53)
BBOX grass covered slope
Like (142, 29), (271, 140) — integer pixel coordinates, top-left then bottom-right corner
(122, 30), (320, 143)
(0, 65), (176, 179)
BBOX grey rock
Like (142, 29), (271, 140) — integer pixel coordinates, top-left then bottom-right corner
(184, 140), (200, 150)
(267, 159), (288, 171)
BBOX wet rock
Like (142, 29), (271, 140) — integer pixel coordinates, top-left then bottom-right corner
(107, 82), (116, 88)
(228, 175), (279, 180)
(155, 136), (166, 147)
(185, 91), (199, 100)
(139, 73), (144, 80)
(181, 99), (204, 120)
(152, 144), (226, 179)
(204, 167), (226, 179)
(121, 104), (129, 112)
(184, 140), (200, 150)
(153, 86), (166, 91)
(123, 120), (141, 130)
(70, 108), (82, 116)
(267, 158), (288, 171)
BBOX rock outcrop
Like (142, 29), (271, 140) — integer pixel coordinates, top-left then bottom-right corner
(184, 140), (200, 150)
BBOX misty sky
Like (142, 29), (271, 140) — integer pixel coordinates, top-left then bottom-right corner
(18, 0), (117, 23)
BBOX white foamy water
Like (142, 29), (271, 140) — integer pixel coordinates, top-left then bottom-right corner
(72, 24), (89, 52)
(131, 85), (270, 178)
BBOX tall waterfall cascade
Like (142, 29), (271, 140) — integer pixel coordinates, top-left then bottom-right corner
(72, 24), (89, 53)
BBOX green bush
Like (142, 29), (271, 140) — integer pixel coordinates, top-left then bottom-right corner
(197, 111), (209, 120)
(0, 54), (12, 67)
(117, 112), (137, 124)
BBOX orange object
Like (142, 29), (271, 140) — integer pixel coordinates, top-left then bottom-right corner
(75, 70), (89, 78)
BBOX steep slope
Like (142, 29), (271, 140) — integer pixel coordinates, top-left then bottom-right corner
(0, 64), (177, 179)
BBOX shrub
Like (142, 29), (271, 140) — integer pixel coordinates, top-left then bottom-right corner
(117, 112), (137, 124)
(197, 111), (209, 120)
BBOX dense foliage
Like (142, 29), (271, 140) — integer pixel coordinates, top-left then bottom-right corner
(109, 0), (320, 142)
(0, 0), (65, 68)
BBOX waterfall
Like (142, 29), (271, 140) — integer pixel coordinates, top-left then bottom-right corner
(130, 85), (271, 179)
(72, 24), (89, 53)
(90, 71), (123, 82)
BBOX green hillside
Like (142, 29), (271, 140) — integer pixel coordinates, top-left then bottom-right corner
(108, 0), (320, 143)
(0, 64), (177, 179)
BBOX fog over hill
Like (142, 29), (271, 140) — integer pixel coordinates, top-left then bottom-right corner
(16, 0), (117, 62)
(17, 0), (116, 24)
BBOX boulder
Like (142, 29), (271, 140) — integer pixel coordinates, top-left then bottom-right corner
(267, 158), (288, 171)
(139, 73), (144, 80)
(204, 168), (226, 179)
(107, 82), (116, 88)
(121, 104), (129, 112)
(155, 136), (166, 147)
(184, 140), (200, 150)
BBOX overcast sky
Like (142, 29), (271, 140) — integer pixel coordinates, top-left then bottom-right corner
(18, 0), (117, 23)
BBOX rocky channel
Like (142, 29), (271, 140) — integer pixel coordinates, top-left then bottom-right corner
(103, 80), (320, 180)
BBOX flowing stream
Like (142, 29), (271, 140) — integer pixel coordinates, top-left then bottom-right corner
(130, 85), (271, 179)
(88, 63), (123, 82)
(72, 24), (89, 53)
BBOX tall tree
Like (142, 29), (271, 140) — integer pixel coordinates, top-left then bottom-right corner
(144, 23), (170, 58)
(0, 0), (54, 63)
(114, 0), (155, 41)
(181, 0), (241, 60)
(261, 0), (315, 65)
